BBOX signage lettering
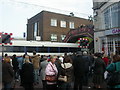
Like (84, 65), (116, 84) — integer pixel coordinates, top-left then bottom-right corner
(112, 29), (120, 34)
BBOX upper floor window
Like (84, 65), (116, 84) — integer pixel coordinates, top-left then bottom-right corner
(61, 35), (66, 41)
(51, 19), (57, 26)
(69, 22), (74, 29)
(34, 22), (38, 40)
(60, 20), (66, 28)
(51, 34), (57, 41)
(103, 2), (120, 29)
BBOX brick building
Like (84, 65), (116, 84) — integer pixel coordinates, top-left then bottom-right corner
(27, 10), (92, 42)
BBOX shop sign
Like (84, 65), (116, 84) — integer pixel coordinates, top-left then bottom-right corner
(105, 28), (120, 35)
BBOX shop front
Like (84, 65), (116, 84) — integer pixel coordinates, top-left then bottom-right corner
(101, 28), (120, 55)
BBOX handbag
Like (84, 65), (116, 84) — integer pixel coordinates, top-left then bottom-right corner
(45, 63), (57, 82)
(58, 63), (67, 82)
(107, 63), (120, 86)
(45, 75), (57, 82)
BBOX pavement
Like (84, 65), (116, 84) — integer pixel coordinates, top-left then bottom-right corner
(12, 76), (107, 89)
(13, 79), (43, 89)
(1, 75), (108, 90)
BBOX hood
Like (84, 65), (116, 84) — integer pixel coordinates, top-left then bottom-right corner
(61, 63), (72, 69)
(32, 55), (39, 58)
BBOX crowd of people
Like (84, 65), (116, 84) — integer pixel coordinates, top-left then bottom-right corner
(2, 51), (120, 90)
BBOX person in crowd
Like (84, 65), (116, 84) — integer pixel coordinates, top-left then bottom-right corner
(59, 56), (64, 64)
(102, 54), (109, 66)
(4, 54), (12, 66)
(92, 53), (106, 88)
(58, 55), (74, 90)
(31, 51), (40, 85)
(2, 55), (14, 90)
(17, 54), (25, 86)
(88, 53), (95, 77)
(64, 53), (67, 58)
(109, 52), (115, 64)
(55, 56), (62, 75)
(82, 51), (91, 87)
(45, 55), (58, 90)
(106, 54), (120, 88)
(73, 51), (86, 90)
(40, 55), (45, 62)
(70, 52), (76, 63)
(11, 54), (19, 81)
(21, 55), (34, 90)
(40, 56), (49, 90)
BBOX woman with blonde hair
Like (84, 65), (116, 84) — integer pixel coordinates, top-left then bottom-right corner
(2, 55), (14, 89)
(45, 55), (58, 90)
(21, 55), (34, 90)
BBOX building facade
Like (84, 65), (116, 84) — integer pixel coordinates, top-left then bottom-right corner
(93, 0), (120, 55)
(27, 11), (92, 42)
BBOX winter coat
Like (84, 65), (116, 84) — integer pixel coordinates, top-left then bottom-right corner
(45, 62), (58, 84)
(73, 55), (86, 78)
(40, 60), (48, 80)
(2, 61), (14, 83)
(17, 57), (24, 70)
(93, 57), (106, 75)
(60, 63), (74, 83)
(12, 57), (19, 70)
(45, 62), (58, 76)
(31, 55), (40, 69)
(21, 63), (34, 84)
(106, 61), (120, 88)
(82, 55), (91, 73)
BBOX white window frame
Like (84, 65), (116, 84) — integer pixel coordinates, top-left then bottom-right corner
(60, 20), (66, 28)
(34, 22), (37, 40)
(51, 19), (57, 27)
(69, 21), (74, 29)
(51, 34), (57, 41)
(61, 35), (66, 41)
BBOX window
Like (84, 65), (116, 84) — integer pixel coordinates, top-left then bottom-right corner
(51, 19), (57, 26)
(69, 22), (74, 29)
(61, 35), (66, 41)
(60, 20), (66, 28)
(34, 22), (37, 40)
(103, 2), (120, 29)
(51, 34), (57, 41)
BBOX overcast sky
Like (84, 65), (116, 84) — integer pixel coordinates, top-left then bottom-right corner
(0, 0), (93, 38)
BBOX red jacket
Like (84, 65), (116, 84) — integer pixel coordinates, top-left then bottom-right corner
(102, 57), (109, 66)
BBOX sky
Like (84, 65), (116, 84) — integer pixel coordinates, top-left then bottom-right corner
(0, 0), (93, 38)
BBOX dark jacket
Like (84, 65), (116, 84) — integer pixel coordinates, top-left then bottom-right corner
(73, 55), (86, 77)
(2, 62), (14, 83)
(59, 63), (74, 83)
(21, 63), (34, 84)
(93, 57), (106, 75)
(82, 55), (91, 73)
(12, 57), (19, 70)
